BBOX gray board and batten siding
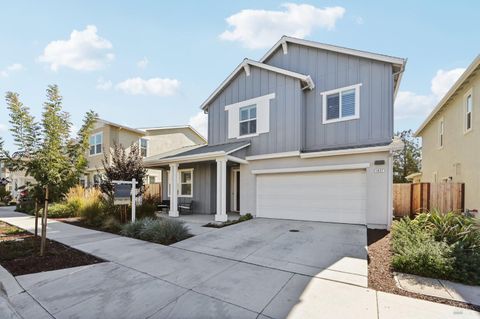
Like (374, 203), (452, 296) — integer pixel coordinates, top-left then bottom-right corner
(205, 43), (394, 156)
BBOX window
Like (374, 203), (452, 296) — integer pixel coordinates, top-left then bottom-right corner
(140, 138), (148, 157)
(225, 93), (275, 139)
(167, 169), (193, 197)
(179, 169), (193, 197)
(239, 105), (257, 136)
(89, 132), (103, 155)
(322, 84), (361, 124)
(439, 118), (444, 148)
(465, 90), (473, 132)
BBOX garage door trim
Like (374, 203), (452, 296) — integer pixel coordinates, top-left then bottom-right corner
(251, 162), (370, 175)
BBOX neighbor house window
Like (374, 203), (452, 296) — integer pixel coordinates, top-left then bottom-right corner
(167, 169), (193, 197)
(239, 105), (257, 136)
(321, 84), (361, 124)
(139, 138), (148, 157)
(439, 118), (444, 148)
(465, 90), (473, 132)
(89, 132), (103, 155)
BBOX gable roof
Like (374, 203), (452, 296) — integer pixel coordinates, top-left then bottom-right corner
(96, 118), (145, 135)
(143, 141), (250, 165)
(140, 125), (207, 143)
(415, 54), (480, 136)
(200, 58), (314, 111)
(260, 36), (407, 98)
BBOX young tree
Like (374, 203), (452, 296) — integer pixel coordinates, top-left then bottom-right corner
(100, 142), (147, 199)
(2, 85), (96, 255)
(393, 130), (422, 183)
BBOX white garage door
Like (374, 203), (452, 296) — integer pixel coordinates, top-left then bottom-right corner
(256, 170), (367, 224)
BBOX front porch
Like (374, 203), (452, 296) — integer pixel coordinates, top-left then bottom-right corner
(157, 211), (241, 235)
(143, 141), (250, 222)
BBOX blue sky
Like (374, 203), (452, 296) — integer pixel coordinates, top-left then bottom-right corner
(0, 1), (478, 151)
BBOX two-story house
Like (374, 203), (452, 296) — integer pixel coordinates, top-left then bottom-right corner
(415, 55), (480, 212)
(144, 36), (406, 229)
(85, 118), (206, 187)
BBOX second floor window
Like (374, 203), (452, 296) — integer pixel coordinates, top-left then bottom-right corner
(140, 138), (148, 157)
(239, 105), (257, 136)
(322, 84), (361, 124)
(465, 91), (473, 132)
(89, 132), (103, 155)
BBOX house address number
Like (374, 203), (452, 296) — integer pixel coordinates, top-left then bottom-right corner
(374, 168), (385, 173)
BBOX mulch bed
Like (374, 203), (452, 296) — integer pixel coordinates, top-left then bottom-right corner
(367, 229), (480, 311)
(0, 221), (103, 276)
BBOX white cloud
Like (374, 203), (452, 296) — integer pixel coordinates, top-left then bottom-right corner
(188, 111), (208, 138)
(430, 68), (466, 99)
(0, 63), (25, 77)
(220, 3), (345, 49)
(116, 77), (180, 96)
(0, 123), (7, 133)
(38, 25), (114, 71)
(96, 77), (112, 90)
(137, 57), (149, 69)
(395, 67), (465, 121)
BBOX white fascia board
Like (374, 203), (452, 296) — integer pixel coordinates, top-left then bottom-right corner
(96, 118), (145, 135)
(260, 36), (405, 67)
(300, 144), (399, 159)
(225, 143), (251, 155)
(226, 155), (248, 164)
(251, 163), (370, 175)
(200, 59), (314, 111)
(244, 60), (314, 89)
(415, 54), (480, 136)
(246, 151), (300, 161)
(145, 151), (226, 166)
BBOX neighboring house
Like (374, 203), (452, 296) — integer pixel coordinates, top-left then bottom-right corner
(0, 160), (35, 199)
(415, 55), (480, 211)
(84, 119), (206, 187)
(144, 36), (406, 229)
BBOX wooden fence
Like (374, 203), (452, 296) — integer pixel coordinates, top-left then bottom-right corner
(393, 182), (465, 218)
(144, 183), (162, 200)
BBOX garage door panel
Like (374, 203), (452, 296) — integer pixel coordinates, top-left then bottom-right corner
(256, 170), (367, 224)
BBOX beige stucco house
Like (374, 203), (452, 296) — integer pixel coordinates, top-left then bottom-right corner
(84, 119), (206, 187)
(415, 55), (480, 211)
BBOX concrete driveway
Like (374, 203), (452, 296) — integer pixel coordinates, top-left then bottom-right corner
(1, 207), (479, 319)
(172, 218), (368, 287)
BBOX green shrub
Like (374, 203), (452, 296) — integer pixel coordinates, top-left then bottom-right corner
(238, 213), (253, 222)
(391, 211), (480, 285)
(48, 203), (76, 218)
(101, 216), (122, 233)
(136, 202), (157, 219)
(121, 217), (191, 245)
(15, 200), (35, 214)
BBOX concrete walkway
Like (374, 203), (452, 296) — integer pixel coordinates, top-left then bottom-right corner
(0, 206), (479, 319)
(396, 273), (480, 306)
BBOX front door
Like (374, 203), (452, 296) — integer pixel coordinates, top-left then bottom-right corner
(231, 168), (240, 212)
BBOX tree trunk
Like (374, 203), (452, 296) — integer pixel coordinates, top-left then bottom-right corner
(40, 187), (48, 257)
(34, 201), (39, 237)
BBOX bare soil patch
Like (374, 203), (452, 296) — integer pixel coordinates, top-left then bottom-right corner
(0, 221), (103, 276)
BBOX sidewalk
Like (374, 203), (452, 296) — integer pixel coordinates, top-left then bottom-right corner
(0, 206), (479, 319)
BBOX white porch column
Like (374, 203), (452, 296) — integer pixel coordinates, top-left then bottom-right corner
(215, 158), (228, 222)
(169, 163), (179, 217)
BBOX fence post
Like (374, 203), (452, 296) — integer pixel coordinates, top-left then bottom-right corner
(131, 178), (136, 222)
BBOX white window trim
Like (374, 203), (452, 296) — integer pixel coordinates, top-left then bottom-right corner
(167, 168), (194, 198)
(89, 132), (103, 156)
(438, 117), (444, 149)
(225, 93), (275, 139)
(139, 138), (149, 157)
(321, 83), (362, 124)
(464, 88), (473, 134)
